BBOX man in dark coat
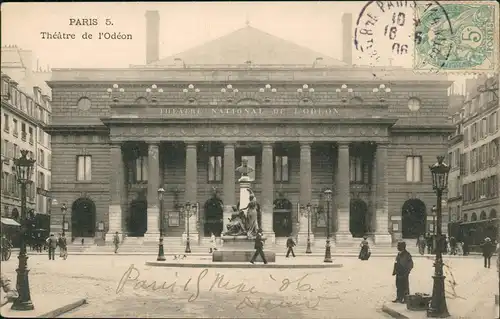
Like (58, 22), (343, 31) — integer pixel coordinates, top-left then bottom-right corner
(392, 241), (414, 303)
(46, 234), (57, 260)
(480, 237), (495, 268)
(425, 233), (433, 254)
(449, 236), (457, 255)
(250, 229), (267, 264)
(285, 236), (296, 258)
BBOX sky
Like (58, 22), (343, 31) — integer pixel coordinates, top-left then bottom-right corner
(1, 1), (477, 90)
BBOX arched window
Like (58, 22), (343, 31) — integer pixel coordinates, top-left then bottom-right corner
(480, 211), (487, 220)
(135, 97), (148, 105)
(471, 212), (478, 221)
(350, 97), (363, 104)
(463, 213), (468, 222)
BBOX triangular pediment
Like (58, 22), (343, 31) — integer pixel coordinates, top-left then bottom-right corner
(153, 25), (345, 66)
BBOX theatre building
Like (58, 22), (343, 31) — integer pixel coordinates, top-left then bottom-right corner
(47, 11), (453, 246)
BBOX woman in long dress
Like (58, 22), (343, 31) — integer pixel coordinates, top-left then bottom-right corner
(358, 236), (371, 260)
(210, 232), (217, 253)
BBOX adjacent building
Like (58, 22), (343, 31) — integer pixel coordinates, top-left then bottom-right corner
(47, 11), (454, 245)
(458, 75), (499, 222)
(1, 72), (52, 220)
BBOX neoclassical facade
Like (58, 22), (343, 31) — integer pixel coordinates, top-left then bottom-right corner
(46, 11), (453, 245)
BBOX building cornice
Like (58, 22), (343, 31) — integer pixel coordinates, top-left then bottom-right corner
(449, 134), (464, 146)
(45, 124), (109, 135)
(1, 99), (41, 127)
(390, 125), (456, 134)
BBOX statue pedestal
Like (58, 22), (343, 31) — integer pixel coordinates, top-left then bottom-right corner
(214, 235), (276, 263)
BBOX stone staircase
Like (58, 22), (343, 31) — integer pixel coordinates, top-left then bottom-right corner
(66, 237), (96, 253)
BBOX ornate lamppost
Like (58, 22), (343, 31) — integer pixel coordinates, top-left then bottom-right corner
(323, 189), (333, 263)
(183, 202), (198, 253)
(297, 84), (315, 103)
(221, 84), (239, 103)
(427, 156), (451, 318)
(335, 84), (354, 103)
(61, 203), (67, 236)
(182, 84), (200, 104)
(372, 84), (391, 102)
(106, 84), (125, 103)
(157, 187), (166, 261)
(300, 203), (313, 254)
(258, 84), (277, 103)
(12, 149), (35, 311)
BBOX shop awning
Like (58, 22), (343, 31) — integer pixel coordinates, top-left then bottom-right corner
(1, 218), (21, 227)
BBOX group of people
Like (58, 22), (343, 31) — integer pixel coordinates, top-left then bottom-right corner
(45, 233), (67, 260)
(416, 233), (470, 256)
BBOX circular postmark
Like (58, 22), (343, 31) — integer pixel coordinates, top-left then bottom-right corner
(354, 1), (453, 72)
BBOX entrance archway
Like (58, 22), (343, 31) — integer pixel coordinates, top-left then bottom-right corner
(273, 196), (292, 237)
(129, 200), (147, 237)
(350, 199), (368, 238)
(204, 196), (223, 236)
(401, 199), (426, 238)
(71, 198), (96, 237)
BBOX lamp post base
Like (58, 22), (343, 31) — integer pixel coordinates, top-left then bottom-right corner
(427, 274), (450, 318)
(157, 238), (166, 261)
(305, 238), (312, 254)
(185, 239), (192, 253)
(323, 239), (332, 263)
(11, 261), (34, 311)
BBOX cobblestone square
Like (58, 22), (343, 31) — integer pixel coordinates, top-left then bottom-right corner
(1, 254), (496, 318)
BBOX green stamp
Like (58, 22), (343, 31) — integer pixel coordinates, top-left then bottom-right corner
(414, 2), (498, 73)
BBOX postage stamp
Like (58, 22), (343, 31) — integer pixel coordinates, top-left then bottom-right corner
(413, 1), (499, 73)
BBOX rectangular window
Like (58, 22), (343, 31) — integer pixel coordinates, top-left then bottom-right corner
(463, 127), (469, 146)
(40, 149), (45, 167)
(448, 152), (453, 168)
(274, 155), (289, 182)
(28, 127), (33, 144)
(350, 156), (365, 183)
(134, 156), (148, 182)
(490, 113), (497, 133)
(406, 156), (422, 182)
(12, 119), (18, 136)
(482, 118), (488, 137)
(76, 155), (92, 181)
(3, 114), (9, 133)
(13, 144), (18, 158)
(471, 149), (477, 172)
(208, 155), (222, 182)
(471, 123), (477, 143)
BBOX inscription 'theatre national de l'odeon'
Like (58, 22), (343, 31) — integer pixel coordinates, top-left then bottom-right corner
(158, 107), (340, 117)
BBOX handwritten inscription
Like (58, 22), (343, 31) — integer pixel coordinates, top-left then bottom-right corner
(116, 264), (334, 311)
(158, 107), (340, 117)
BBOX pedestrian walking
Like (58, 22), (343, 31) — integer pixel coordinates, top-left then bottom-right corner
(480, 237), (495, 268)
(416, 234), (426, 255)
(392, 241), (414, 304)
(449, 236), (457, 255)
(46, 234), (57, 260)
(425, 233), (433, 254)
(113, 232), (120, 253)
(457, 241), (464, 256)
(250, 229), (267, 264)
(358, 236), (371, 260)
(209, 232), (217, 253)
(58, 234), (68, 260)
(285, 236), (296, 258)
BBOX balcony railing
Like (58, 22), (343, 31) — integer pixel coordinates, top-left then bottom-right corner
(21, 131), (26, 141)
(13, 130), (18, 137)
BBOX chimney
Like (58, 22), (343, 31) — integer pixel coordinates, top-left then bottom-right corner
(145, 10), (160, 64)
(342, 13), (353, 66)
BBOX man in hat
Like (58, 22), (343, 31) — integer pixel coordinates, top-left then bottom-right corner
(250, 229), (267, 264)
(392, 241), (414, 303)
(480, 237), (495, 268)
(46, 233), (57, 260)
(113, 232), (120, 254)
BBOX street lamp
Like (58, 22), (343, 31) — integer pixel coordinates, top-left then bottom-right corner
(106, 84), (125, 103)
(427, 156), (451, 318)
(323, 189), (333, 263)
(146, 84), (164, 103)
(258, 84), (277, 103)
(183, 202), (198, 253)
(157, 187), (166, 261)
(182, 84), (201, 103)
(61, 203), (67, 236)
(12, 149), (35, 311)
(300, 203), (313, 254)
(297, 84), (315, 102)
(221, 84), (239, 103)
(335, 84), (354, 103)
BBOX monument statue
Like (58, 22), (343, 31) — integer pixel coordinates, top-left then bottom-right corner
(235, 158), (254, 180)
(223, 189), (261, 238)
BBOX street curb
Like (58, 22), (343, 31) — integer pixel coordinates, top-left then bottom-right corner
(1, 298), (87, 318)
(38, 298), (87, 318)
(145, 261), (344, 268)
(381, 304), (411, 319)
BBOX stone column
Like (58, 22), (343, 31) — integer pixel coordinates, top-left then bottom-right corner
(298, 142), (314, 244)
(144, 143), (161, 241)
(106, 143), (124, 242)
(261, 142), (275, 243)
(183, 142), (199, 242)
(373, 143), (392, 246)
(335, 142), (353, 244)
(222, 142), (236, 234)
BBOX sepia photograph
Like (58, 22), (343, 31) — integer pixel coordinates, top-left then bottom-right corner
(0, 1), (499, 318)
